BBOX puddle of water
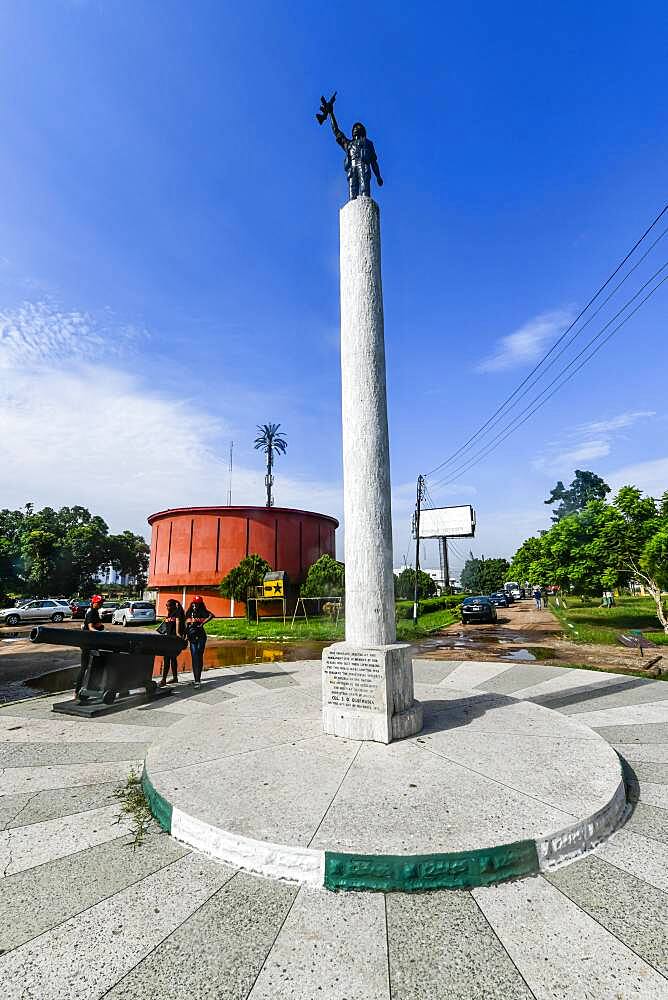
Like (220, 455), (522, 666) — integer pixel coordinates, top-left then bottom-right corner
(4, 639), (330, 703)
(506, 649), (536, 661)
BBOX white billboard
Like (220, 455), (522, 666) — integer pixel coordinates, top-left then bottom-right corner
(419, 505), (476, 539)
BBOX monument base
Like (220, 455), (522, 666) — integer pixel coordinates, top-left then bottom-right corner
(322, 641), (423, 743)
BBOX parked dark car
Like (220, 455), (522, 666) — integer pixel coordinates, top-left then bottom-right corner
(489, 592), (509, 608)
(461, 596), (497, 624)
(70, 599), (91, 620)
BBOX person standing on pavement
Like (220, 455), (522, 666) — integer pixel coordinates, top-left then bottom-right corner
(532, 586), (542, 610)
(160, 599), (186, 686)
(75, 594), (104, 696)
(185, 596), (214, 688)
(541, 586), (549, 608)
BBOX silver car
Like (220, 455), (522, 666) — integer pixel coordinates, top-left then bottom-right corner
(0, 599), (70, 627)
(111, 601), (156, 627)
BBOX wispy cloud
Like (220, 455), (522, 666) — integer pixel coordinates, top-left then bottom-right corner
(575, 410), (656, 435)
(477, 307), (576, 373)
(607, 456), (668, 498)
(533, 409), (658, 475)
(0, 300), (147, 370)
(0, 300), (343, 541)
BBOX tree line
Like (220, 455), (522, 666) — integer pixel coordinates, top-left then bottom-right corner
(510, 470), (668, 632)
(0, 504), (150, 599)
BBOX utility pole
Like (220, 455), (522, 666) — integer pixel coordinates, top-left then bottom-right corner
(439, 536), (450, 595)
(412, 475), (425, 625)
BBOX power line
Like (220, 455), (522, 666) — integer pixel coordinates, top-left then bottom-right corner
(425, 202), (668, 479)
(430, 271), (668, 490)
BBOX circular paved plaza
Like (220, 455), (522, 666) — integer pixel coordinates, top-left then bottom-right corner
(1, 655), (667, 999)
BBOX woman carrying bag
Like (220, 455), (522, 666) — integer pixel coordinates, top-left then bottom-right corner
(159, 599), (186, 686)
(185, 595), (214, 688)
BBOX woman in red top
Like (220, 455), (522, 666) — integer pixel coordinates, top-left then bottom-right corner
(184, 596), (214, 688)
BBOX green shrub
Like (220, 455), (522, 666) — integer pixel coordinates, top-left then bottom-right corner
(395, 595), (463, 619)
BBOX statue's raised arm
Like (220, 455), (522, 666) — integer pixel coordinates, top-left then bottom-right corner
(316, 91), (383, 201)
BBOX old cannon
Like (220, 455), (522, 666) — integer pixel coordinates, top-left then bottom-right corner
(30, 626), (187, 709)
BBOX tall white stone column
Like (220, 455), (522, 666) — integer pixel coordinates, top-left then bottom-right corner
(322, 197), (423, 743)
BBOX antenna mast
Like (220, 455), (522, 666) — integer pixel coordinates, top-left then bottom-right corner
(227, 441), (233, 505)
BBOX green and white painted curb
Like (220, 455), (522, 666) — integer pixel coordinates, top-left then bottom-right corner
(142, 766), (628, 893)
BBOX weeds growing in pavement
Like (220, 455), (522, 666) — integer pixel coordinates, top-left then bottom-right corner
(115, 770), (153, 848)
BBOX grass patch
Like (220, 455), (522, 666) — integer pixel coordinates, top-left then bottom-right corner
(204, 609), (458, 643)
(550, 596), (666, 646)
(115, 769), (153, 847)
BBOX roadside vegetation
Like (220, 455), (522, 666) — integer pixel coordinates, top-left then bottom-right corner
(550, 595), (668, 646)
(205, 606), (458, 642)
(510, 470), (668, 633)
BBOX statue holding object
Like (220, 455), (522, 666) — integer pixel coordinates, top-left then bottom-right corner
(316, 92), (384, 201)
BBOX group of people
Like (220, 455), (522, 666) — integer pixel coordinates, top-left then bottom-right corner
(160, 595), (214, 688)
(75, 593), (214, 694)
(532, 586), (549, 610)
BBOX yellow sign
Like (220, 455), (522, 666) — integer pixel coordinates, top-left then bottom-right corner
(263, 579), (284, 598)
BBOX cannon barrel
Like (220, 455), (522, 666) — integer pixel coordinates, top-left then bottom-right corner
(30, 626), (187, 658)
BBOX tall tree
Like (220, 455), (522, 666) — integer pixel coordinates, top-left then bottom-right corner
(460, 556), (510, 594)
(301, 554), (345, 597)
(545, 470), (611, 522)
(394, 567), (437, 600)
(254, 423), (288, 507)
(108, 531), (151, 588)
(511, 486), (668, 631)
(219, 554), (271, 605)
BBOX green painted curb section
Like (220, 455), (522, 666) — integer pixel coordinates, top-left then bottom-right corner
(142, 767), (173, 833)
(324, 839), (539, 892)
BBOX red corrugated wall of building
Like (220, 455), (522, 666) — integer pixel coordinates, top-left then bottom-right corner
(147, 506), (338, 617)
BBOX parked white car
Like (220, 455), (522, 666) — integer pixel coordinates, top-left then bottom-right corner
(111, 601), (156, 627)
(0, 599), (71, 627)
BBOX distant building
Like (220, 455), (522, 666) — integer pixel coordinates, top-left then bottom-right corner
(95, 565), (136, 587)
(147, 505), (338, 617)
(393, 567), (460, 593)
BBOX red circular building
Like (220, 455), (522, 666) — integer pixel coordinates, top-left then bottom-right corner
(147, 506), (338, 616)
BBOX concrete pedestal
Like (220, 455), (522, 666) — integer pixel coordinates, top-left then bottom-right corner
(323, 196), (422, 742)
(322, 642), (423, 743)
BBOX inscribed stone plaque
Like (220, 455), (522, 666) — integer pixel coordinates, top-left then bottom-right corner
(323, 647), (385, 713)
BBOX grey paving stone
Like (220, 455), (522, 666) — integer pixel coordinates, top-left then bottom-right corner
(0, 791), (34, 829)
(0, 830), (189, 952)
(0, 852), (235, 1000)
(250, 673), (298, 690)
(248, 886), (389, 1000)
(411, 660), (462, 685)
(104, 872), (297, 1000)
(0, 741), (149, 767)
(171, 687), (236, 706)
(474, 874), (668, 998)
(1, 781), (118, 830)
(594, 722), (668, 744)
(546, 855), (668, 976)
(386, 890), (533, 1000)
(631, 761), (668, 785)
(625, 801), (668, 846)
(529, 676), (650, 710)
(559, 679), (668, 716)
(477, 663), (564, 695)
(95, 707), (185, 728)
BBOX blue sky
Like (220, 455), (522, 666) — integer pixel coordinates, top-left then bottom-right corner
(1, 1), (666, 575)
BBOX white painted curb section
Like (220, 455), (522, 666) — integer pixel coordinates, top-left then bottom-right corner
(536, 777), (628, 870)
(171, 806), (325, 885)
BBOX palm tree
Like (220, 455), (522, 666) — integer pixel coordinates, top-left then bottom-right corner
(254, 423), (288, 507)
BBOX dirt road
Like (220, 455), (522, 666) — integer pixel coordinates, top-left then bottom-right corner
(420, 598), (664, 675)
